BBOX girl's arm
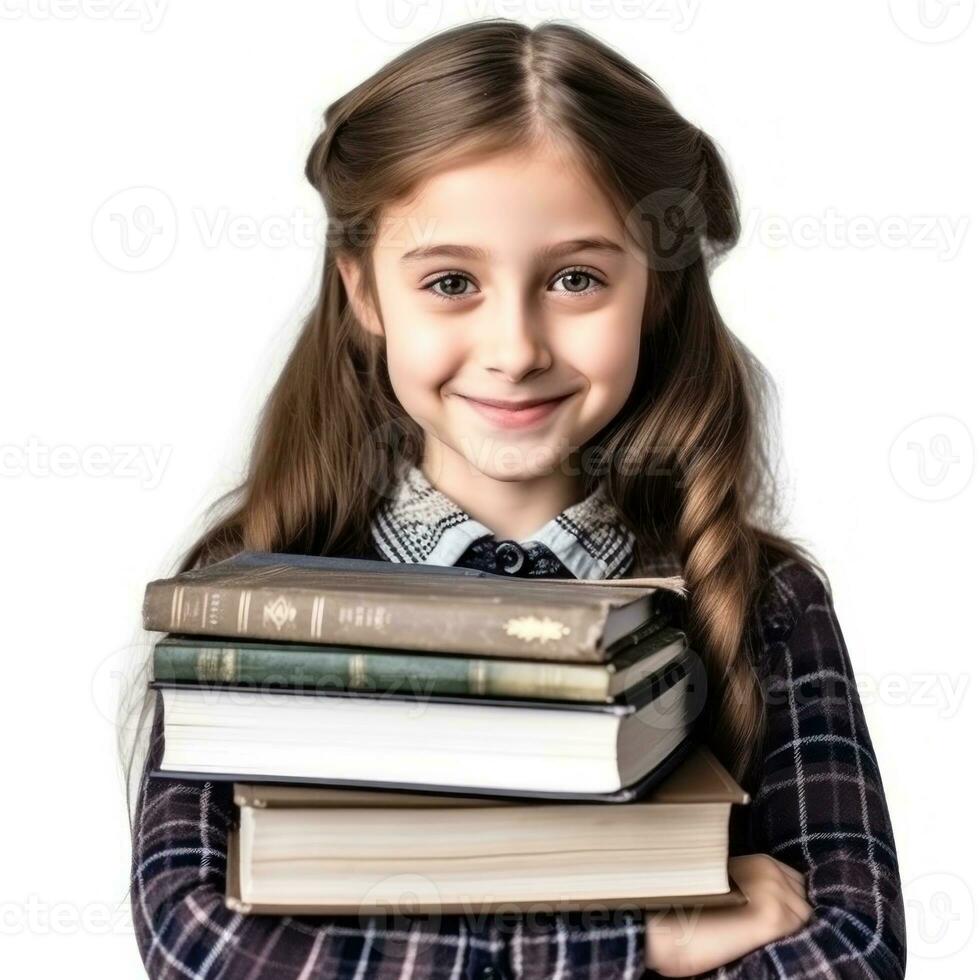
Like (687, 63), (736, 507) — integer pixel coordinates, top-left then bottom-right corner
(651, 559), (907, 979)
(130, 692), (649, 979)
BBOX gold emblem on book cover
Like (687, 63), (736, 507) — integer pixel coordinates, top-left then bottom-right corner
(263, 594), (298, 631)
(197, 648), (238, 682)
(503, 615), (571, 645)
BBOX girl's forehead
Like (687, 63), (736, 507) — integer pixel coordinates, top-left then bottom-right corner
(372, 147), (625, 257)
(390, 141), (604, 208)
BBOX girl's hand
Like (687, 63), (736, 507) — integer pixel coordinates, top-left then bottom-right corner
(644, 854), (813, 977)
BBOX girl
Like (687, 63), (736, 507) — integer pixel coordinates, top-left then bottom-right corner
(124, 19), (906, 979)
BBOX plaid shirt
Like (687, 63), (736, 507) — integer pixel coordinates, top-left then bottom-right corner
(130, 470), (906, 978)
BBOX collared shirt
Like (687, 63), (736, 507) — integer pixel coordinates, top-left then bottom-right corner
(130, 538), (906, 978)
(369, 464), (638, 580)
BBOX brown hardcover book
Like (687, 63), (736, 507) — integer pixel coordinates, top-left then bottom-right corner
(224, 746), (748, 915)
(143, 551), (686, 663)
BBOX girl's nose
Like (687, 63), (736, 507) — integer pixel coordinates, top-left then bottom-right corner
(476, 299), (553, 382)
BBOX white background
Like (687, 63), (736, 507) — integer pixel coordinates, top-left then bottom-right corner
(1, 1), (977, 976)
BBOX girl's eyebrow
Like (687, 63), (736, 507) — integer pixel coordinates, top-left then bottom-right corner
(399, 236), (625, 263)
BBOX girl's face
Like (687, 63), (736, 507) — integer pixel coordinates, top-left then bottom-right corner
(338, 142), (649, 484)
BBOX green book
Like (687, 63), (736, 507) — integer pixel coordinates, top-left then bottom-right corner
(153, 623), (687, 703)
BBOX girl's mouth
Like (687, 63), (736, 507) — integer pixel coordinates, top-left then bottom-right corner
(456, 392), (574, 430)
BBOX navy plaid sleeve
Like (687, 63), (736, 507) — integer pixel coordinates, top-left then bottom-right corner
(687, 559), (907, 979)
(130, 689), (649, 979)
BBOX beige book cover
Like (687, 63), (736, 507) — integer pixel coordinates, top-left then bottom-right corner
(225, 747), (748, 914)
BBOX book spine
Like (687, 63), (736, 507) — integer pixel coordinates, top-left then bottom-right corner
(143, 582), (610, 662)
(153, 642), (612, 700)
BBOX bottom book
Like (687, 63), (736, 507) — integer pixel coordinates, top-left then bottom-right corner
(224, 745), (749, 915)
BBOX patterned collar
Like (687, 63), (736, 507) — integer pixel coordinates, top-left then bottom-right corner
(369, 464), (637, 580)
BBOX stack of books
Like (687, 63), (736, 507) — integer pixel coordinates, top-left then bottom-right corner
(141, 551), (748, 915)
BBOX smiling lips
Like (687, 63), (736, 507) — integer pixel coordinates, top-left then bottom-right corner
(457, 392), (574, 429)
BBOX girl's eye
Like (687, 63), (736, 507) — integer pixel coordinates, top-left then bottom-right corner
(550, 268), (605, 295)
(421, 267), (607, 303)
(423, 273), (476, 302)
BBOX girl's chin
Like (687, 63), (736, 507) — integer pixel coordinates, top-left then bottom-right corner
(442, 434), (573, 477)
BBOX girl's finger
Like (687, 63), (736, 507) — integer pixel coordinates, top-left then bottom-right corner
(775, 867), (808, 903)
(785, 874), (807, 901)
(785, 891), (814, 925)
(776, 861), (807, 890)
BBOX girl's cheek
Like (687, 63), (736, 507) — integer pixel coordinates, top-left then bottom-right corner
(563, 316), (642, 390)
(385, 322), (464, 403)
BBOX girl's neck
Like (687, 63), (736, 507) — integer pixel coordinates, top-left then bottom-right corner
(419, 446), (588, 542)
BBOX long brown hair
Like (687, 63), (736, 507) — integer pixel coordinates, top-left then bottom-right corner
(120, 19), (823, 812)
